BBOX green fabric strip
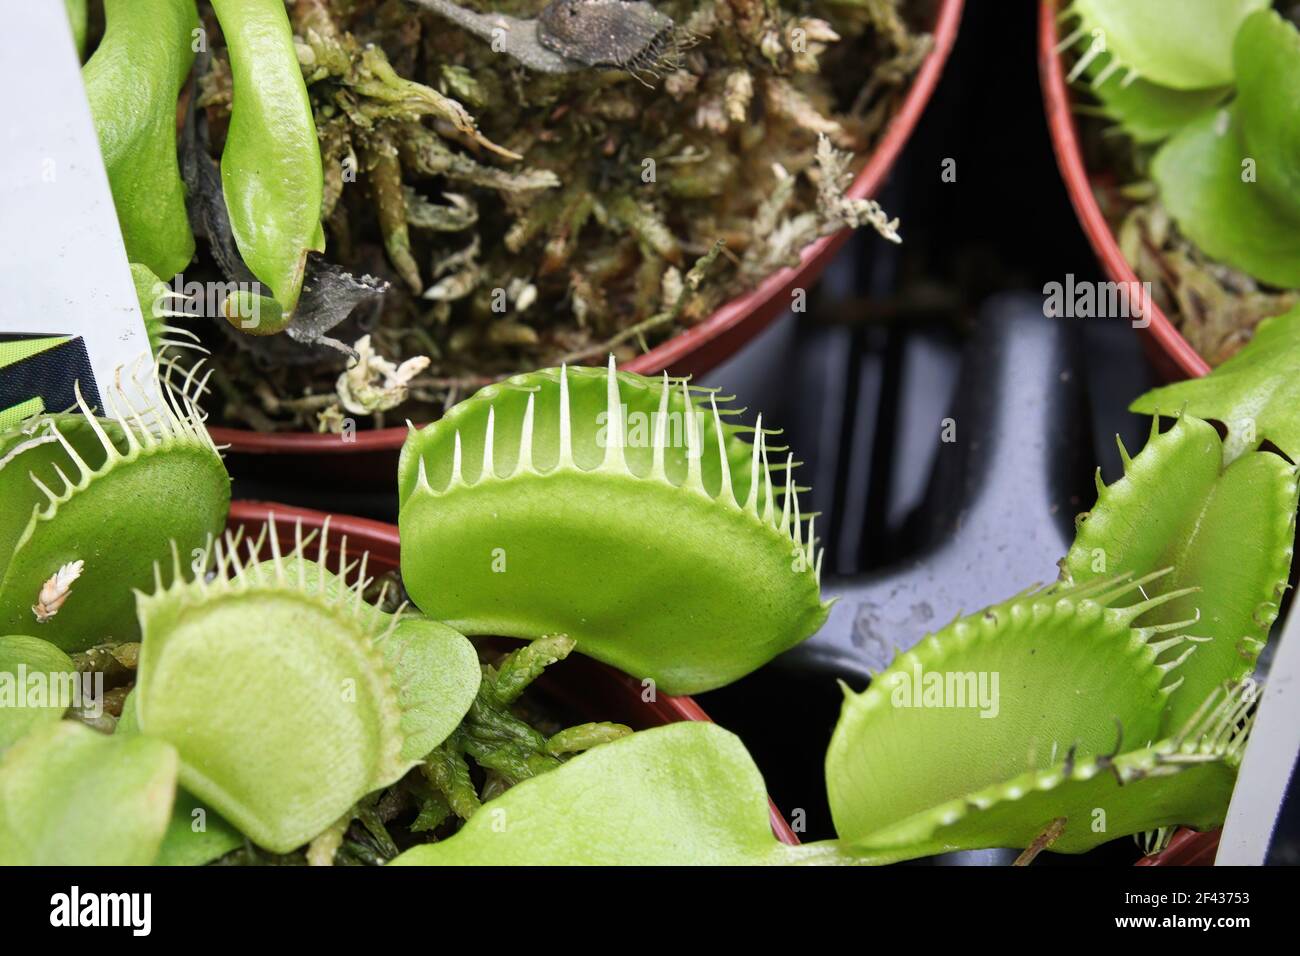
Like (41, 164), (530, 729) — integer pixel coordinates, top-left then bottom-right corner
(0, 396), (45, 432)
(0, 337), (69, 369)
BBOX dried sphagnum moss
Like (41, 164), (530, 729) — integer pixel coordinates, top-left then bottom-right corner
(197, 0), (930, 432)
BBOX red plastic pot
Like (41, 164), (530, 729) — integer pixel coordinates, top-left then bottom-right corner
(225, 499), (799, 847)
(1037, 0), (1209, 382)
(210, 0), (965, 481)
(1136, 828), (1220, 867)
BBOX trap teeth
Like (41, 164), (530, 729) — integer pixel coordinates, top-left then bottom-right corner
(397, 365), (828, 694)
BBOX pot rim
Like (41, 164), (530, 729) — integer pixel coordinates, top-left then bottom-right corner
(225, 499), (800, 847)
(209, 0), (966, 456)
(1037, 0), (1209, 381)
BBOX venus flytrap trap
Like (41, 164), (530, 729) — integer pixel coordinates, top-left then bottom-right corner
(1061, 0), (1267, 92)
(132, 519), (482, 853)
(130, 263), (206, 358)
(832, 682), (1255, 864)
(824, 574), (1229, 863)
(1062, 413), (1298, 731)
(397, 358), (830, 695)
(0, 366), (229, 650)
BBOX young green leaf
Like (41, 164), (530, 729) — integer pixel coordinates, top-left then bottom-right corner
(211, 0), (325, 315)
(0, 720), (177, 865)
(392, 722), (847, 865)
(1130, 305), (1300, 467)
(0, 635), (75, 752)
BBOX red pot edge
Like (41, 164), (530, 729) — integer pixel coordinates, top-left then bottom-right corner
(1036, 0), (1209, 382)
(209, 0), (966, 457)
(1135, 828), (1222, 867)
(225, 499), (800, 847)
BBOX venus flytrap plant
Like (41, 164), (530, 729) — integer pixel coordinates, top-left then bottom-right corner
(1062, 413), (1298, 731)
(393, 357), (1297, 865)
(0, 366), (229, 650)
(831, 682), (1254, 863)
(1062, 4), (1300, 295)
(398, 358), (830, 695)
(132, 519), (482, 853)
(385, 572), (1255, 866)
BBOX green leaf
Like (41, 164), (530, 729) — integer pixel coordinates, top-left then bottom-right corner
(1084, 53), (1228, 144)
(1234, 10), (1300, 218)
(154, 789), (245, 866)
(1145, 9), (1300, 288)
(116, 689), (244, 866)
(1072, 0), (1269, 90)
(0, 720), (177, 865)
(1152, 106), (1300, 288)
(391, 722), (837, 865)
(1130, 305), (1300, 462)
(1064, 415), (1297, 732)
(82, 0), (198, 279)
(380, 617), (481, 761)
(0, 635), (76, 752)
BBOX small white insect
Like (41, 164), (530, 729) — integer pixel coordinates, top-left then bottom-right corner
(33, 560), (85, 623)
